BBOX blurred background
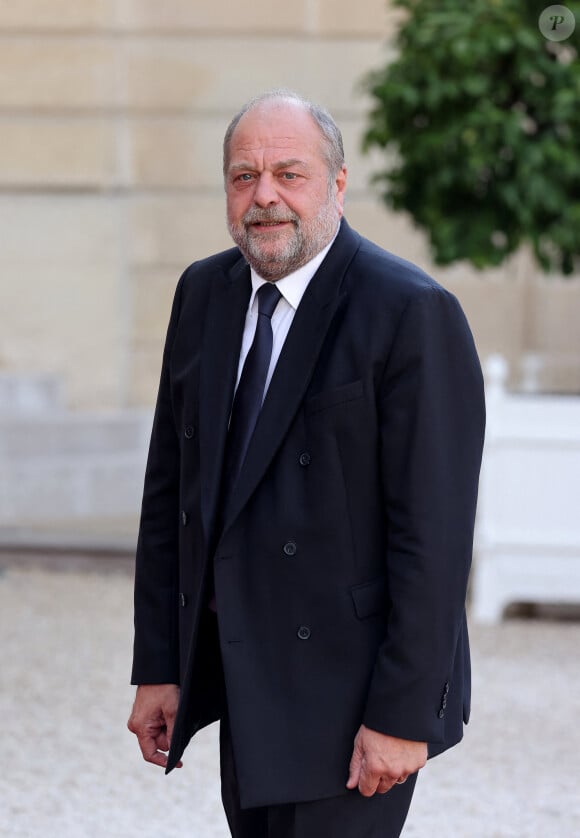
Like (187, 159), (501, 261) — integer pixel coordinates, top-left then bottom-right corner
(1, 2), (579, 836)
(0, 0), (579, 536)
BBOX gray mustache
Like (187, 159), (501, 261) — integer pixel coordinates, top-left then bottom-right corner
(243, 209), (298, 225)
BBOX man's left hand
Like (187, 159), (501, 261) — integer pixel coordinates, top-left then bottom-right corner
(346, 724), (427, 796)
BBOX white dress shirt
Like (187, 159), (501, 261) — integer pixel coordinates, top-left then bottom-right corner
(235, 231), (338, 400)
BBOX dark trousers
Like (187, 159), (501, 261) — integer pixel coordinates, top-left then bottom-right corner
(219, 712), (417, 838)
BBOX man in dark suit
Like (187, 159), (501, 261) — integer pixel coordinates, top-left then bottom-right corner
(128, 89), (485, 837)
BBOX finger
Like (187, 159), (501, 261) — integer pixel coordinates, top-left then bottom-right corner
(145, 750), (169, 768)
(395, 776), (408, 785)
(357, 762), (380, 798)
(166, 716), (176, 751)
(346, 748), (362, 789)
(136, 734), (169, 768)
(157, 732), (184, 768)
(376, 778), (394, 795)
(346, 771), (359, 789)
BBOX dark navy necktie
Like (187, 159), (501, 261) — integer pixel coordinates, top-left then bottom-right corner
(223, 282), (282, 495)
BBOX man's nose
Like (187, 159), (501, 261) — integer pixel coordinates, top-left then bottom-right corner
(253, 173), (280, 207)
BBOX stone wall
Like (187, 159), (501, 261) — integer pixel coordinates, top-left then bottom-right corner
(0, 0), (578, 409)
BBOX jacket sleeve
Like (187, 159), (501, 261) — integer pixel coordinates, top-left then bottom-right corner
(131, 273), (186, 686)
(363, 284), (485, 744)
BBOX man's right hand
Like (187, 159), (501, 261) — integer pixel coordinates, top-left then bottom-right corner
(127, 683), (182, 769)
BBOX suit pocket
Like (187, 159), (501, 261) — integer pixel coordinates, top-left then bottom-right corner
(305, 379), (364, 415)
(350, 576), (387, 619)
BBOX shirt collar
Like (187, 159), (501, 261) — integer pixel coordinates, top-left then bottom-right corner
(248, 226), (339, 311)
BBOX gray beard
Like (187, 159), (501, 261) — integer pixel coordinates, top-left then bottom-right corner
(228, 199), (339, 281)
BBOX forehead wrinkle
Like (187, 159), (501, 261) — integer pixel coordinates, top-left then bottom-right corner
(234, 133), (298, 149)
(233, 129), (322, 154)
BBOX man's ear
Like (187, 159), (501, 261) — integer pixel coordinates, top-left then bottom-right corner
(335, 165), (347, 216)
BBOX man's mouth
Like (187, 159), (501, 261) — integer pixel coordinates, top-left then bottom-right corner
(251, 220), (291, 228)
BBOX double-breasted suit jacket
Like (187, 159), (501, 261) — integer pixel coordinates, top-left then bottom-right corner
(131, 219), (486, 809)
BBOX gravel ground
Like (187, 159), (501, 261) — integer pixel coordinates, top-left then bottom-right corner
(1, 558), (579, 838)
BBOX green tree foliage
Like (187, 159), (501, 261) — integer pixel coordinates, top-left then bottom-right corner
(363, 0), (580, 274)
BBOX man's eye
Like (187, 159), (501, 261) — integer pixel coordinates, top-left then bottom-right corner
(281, 172), (297, 180)
(236, 173), (254, 182)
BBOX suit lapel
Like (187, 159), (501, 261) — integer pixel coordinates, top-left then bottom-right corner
(223, 220), (361, 531)
(199, 258), (251, 549)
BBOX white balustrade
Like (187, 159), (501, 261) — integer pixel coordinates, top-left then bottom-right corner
(472, 355), (580, 621)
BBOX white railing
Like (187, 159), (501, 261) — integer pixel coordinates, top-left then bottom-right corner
(472, 355), (580, 622)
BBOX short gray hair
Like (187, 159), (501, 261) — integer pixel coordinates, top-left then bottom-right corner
(223, 89), (345, 179)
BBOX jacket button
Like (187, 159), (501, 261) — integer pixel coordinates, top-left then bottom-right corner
(184, 425), (195, 439)
(181, 511), (189, 526)
(283, 541), (297, 556)
(299, 452), (311, 467)
(297, 626), (311, 640)
(179, 593), (188, 607)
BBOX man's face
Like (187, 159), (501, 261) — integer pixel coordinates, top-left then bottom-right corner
(225, 102), (347, 281)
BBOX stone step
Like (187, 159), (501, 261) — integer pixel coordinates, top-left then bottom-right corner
(0, 410), (152, 461)
(0, 409), (152, 526)
(0, 452), (147, 525)
(0, 372), (64, 415)
(0, 517), (138, 556)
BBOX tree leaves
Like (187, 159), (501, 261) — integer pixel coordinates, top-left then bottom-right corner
(362, 0), (580, 274)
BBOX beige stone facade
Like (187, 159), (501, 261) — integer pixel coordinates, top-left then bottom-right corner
(1, 0), (578, 409)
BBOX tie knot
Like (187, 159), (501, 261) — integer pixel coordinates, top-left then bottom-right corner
(256, 283), (282, 319)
